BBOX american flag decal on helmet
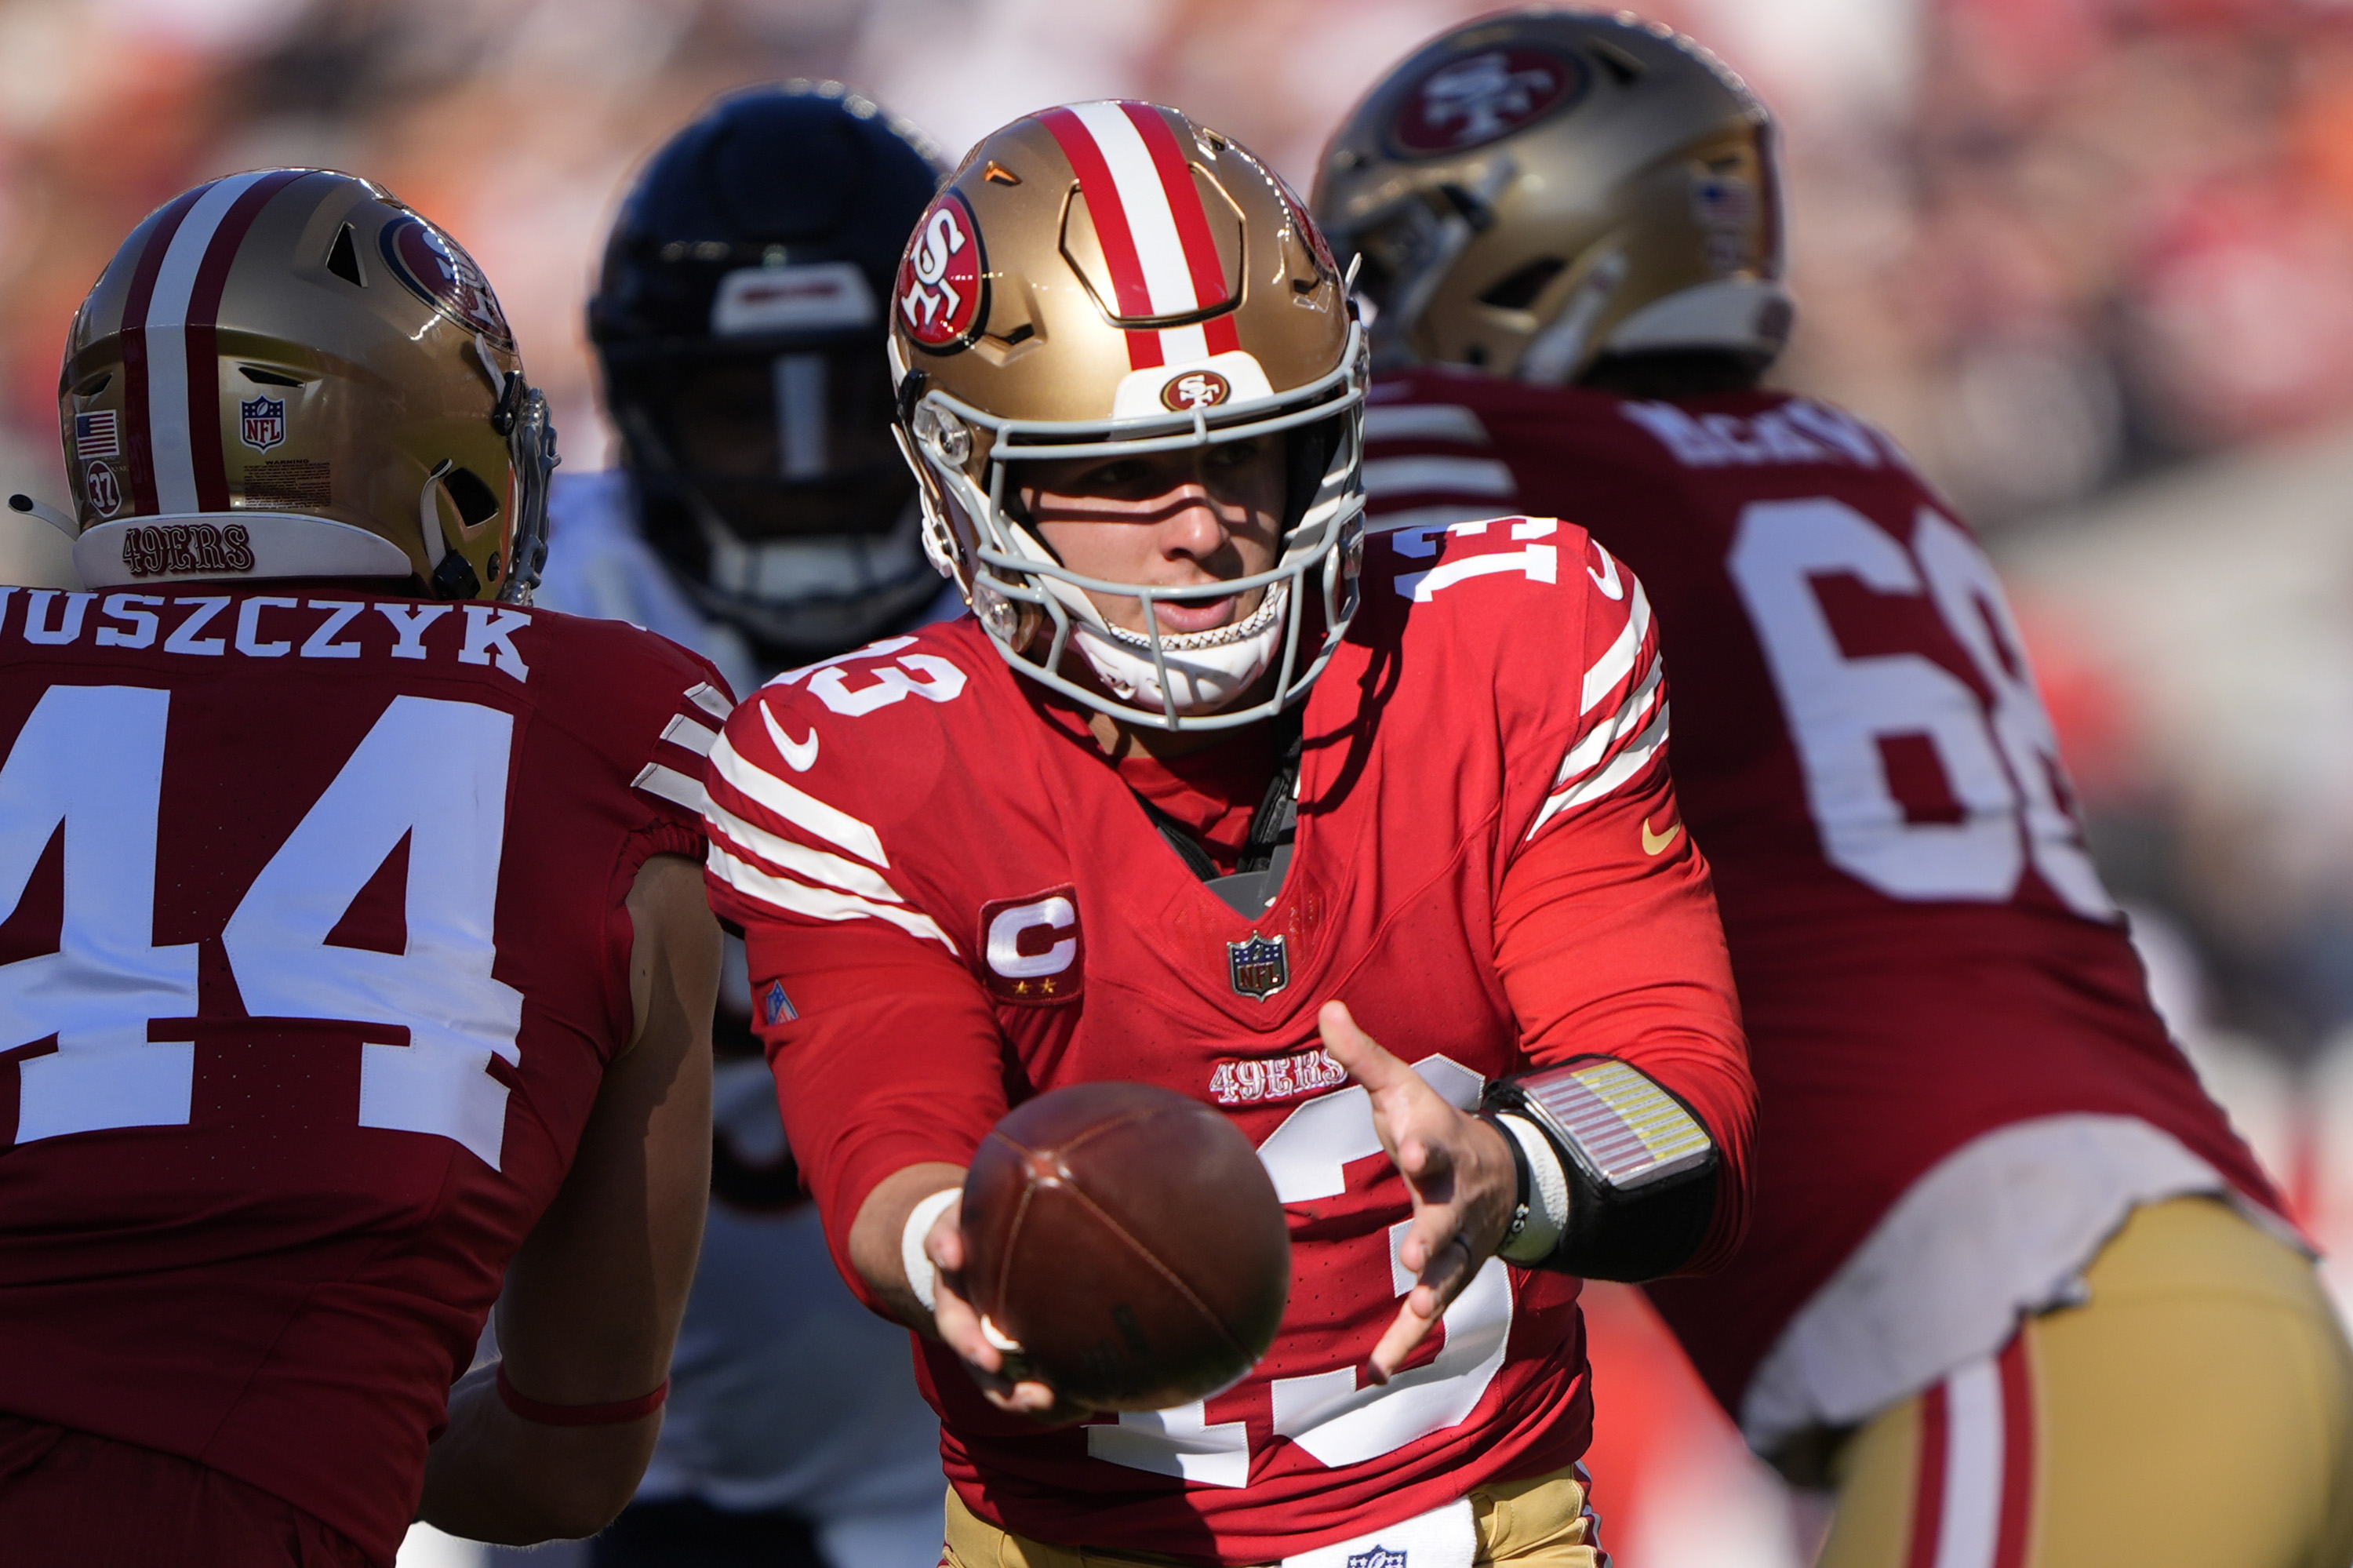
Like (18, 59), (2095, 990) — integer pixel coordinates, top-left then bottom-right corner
(1038, 102), (1242, 373)
(74, 409), (119, 459)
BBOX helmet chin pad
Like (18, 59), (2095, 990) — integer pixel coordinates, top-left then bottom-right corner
(1069, 583), (1289, 718)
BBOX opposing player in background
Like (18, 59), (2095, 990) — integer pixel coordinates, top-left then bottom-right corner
(0, 171), (719, 1564)
(1315, 14), (2353, 1566)
(706, 101), (1755, 1566)
(535, 82), (951, 1568)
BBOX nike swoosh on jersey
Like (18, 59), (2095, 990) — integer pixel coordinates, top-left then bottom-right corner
(762, 705), (820, 772)
(1642, 814), (1682, 856)
(1587, 542), (1625, 600)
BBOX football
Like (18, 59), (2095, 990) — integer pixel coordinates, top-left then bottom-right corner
(959, 1081), (1292, 1412)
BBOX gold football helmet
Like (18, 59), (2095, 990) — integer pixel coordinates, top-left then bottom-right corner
(888, 101), (1366, 731)
(1311, 10), (1790, 384)
(60, 169), (556, 601)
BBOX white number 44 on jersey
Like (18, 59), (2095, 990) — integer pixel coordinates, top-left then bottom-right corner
(0, 685), (525, 1164)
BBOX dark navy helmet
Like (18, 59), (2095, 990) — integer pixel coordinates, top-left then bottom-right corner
(589, 81), (946, 653)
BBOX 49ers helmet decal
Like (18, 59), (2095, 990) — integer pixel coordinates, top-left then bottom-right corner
(1314, 11), (1791, 386)
(61, 168), (556, 601)
(896, 191), (987, 351)
(890, 101), (1367, 732)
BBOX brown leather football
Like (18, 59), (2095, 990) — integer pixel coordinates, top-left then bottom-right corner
(959, 1081), (1291, 1412)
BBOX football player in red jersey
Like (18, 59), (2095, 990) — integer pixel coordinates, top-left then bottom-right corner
(0, 171), (723, 1566)
(1315, 14), (2353, 1566)
(703, 102), (1755, 1566)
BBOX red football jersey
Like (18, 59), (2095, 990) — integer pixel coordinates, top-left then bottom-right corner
(0, 584), (727, 1564)
(704, 534), (1753, 1562)
(1361, 369), (2283, 1413)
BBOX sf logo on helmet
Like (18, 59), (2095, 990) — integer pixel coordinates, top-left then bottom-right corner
(897, 194), (985, 350)
(1159, 369), (1231, 412)
(1394, 48), (1584, 153)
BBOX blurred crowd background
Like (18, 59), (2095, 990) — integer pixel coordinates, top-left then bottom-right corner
(2, 0), (2348, 1563)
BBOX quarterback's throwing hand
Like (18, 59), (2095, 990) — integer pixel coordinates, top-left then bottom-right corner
(1318, 1000), (1518, 1381)
(923, 1199), (1095, 1425)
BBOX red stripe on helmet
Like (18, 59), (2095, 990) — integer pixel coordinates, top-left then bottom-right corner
(1118, 102), (1241, 357)
(185, 169), (307, 511)
(117, 187), (209, 518)
(1037, 106), (1158, 372)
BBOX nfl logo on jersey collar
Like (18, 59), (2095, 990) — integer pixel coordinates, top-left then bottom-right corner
(1227, 932), (1288, 1001)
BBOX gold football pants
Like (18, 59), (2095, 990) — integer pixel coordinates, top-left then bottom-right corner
(939, 1464), (1606, 1567)
(1817, 1196), (2353, 1568)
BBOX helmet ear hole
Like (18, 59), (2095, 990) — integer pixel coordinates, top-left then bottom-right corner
(325, 224), (365, 287)
(440, 466), (502, 531)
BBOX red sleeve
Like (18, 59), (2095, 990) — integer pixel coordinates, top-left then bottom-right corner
(731, 913), (1007, 1315)
(1495, 561), (1755, 1274)
(700, 688), (1008, 1315)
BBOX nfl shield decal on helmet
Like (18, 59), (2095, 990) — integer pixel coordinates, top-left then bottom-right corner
(239, 395), (285, 451)
(1228, 932), (1289, 1001)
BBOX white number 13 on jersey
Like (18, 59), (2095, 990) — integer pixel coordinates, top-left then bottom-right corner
(1728, 497), (2113, 915)
(0, 686), (525, 1163)
(1086, 1057), (1513, 1487)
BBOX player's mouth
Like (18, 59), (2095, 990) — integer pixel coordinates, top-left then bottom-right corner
(1151, 593), (1240, 636)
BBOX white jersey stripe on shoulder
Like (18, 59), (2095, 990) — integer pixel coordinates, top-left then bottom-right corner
(1580, 580), (1653, 715)
(1527, 702), (1669, 840)
(660, 712), (719, 756)
(707, 799), (903, 907)
(633, 761), (709, 817)
(1362, 455), (1517, 500)
(1069, 101), (1198, 319)
(143, 171), (279, 515)
(710, 730), (889, 868)
(1363, 404), (1491, 445)
(1934, 1355), (2006, 1568)
(709, 846), (958, 955)
(1552, 656), (1663, 788)
(685, 682), (733, 722)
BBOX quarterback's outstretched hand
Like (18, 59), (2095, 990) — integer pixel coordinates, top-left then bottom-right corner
(1318, 999), (1518, 1382)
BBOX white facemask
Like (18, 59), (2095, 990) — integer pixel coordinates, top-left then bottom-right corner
(1071, 582), (1289, 719)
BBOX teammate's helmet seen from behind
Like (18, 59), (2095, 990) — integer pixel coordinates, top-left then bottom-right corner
(591, 82), (947, 653)
(1313, 10), (1790, 385)
(60, 169), (556, 601)
(891, 102), (1367, 732)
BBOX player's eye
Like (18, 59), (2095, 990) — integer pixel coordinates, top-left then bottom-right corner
(1080, 459), (1151, 489)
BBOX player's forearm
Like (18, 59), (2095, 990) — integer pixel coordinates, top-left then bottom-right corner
(849, 1160), (969, 1331)
(417, 1363), (662, 1543)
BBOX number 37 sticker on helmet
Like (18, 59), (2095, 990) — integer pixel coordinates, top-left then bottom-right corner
(896, 192), (986, 351)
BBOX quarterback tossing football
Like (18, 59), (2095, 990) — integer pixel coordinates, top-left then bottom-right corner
(959, 1082), (1291, 1412)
